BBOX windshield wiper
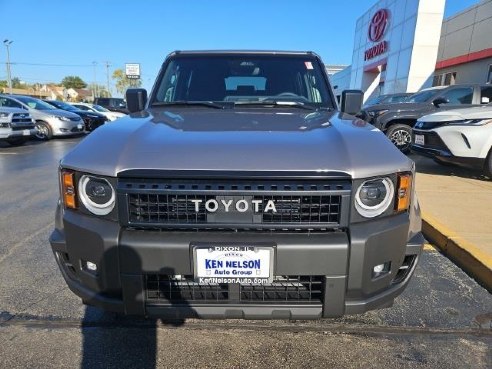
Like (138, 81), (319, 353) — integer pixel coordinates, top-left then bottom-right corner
(234, 100), (317, 110)
(151, 101), (227, 109)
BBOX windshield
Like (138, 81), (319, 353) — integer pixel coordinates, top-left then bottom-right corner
(16, 96), (56, 110)
(49, 101), (77, 111)
(406, 89), (440, 103)
(92, 104), (110, 112)
(153, 55), (333, 107)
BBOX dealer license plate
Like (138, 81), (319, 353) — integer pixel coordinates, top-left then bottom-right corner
(22, 129), (30, 136)
(193, 245), (274, 285)
(414, 134), (425, 145)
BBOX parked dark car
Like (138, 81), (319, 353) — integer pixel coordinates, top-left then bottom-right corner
(44, 100), (108, 131)
(94, 97), (129, 114)
(362, 93), (413, 109)
(360, 84), (492, 152)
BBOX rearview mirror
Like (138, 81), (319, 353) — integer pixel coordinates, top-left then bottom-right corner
(340, 90), (364, 115)
(432, 97), (449, 107)
(126, 88), (147, 113)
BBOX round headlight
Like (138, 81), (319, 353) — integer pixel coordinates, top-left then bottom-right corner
(78, 175), (115, 215)
(355, 178), (394, 218)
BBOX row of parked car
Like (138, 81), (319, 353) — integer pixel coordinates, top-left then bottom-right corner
(0, 96), (127, 146)
(359, 83), (492, 177)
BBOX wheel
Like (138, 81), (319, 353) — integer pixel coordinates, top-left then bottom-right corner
(34, 121), (53, 140)
(6, 137), (28, 146)
(386, 124), (412, 153)
(484, 149), (492, 178)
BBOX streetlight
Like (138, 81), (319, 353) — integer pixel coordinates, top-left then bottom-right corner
(92, 61), (98, 100)
(3, 39), (13, 94)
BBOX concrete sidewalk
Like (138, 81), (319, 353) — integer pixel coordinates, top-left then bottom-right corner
(413, 155), (492, 292)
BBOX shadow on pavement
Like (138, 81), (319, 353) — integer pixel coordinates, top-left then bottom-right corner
(80, 247), (194, 369)
(409, 154), (491, 181)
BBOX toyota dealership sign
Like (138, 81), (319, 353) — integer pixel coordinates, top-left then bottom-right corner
(364, 9), (389, 61)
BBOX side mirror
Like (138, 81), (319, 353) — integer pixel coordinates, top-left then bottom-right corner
(126, 88), (147, 113)
(340, 90), (364, 115)
(432, 97), (449, 107)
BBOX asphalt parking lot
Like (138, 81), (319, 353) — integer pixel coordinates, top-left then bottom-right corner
(0, 137), (490, 369)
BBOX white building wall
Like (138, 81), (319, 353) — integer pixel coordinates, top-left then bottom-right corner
(349, 0), (445, 101)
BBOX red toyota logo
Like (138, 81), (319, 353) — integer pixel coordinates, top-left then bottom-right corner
(368, 9), (389, 42)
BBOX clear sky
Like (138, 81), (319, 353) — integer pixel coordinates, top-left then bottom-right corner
(0, 0), (481, 96)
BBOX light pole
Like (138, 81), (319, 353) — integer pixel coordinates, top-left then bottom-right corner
(3, 39), (13, 94)
(92, 61), (97, 100)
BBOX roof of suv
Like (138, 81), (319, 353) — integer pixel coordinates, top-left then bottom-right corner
(168, 50), (319, 57)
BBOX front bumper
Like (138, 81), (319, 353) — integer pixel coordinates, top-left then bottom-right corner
(50, 204), (423, 319)
(46, 117), (85, 136)
(0, 127), (36, 139)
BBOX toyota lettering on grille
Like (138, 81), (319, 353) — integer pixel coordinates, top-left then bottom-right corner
(191, 199), (277, 213)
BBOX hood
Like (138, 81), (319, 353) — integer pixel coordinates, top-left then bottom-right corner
(363, 102), (427, 113)
(72, 110), (106, 119)
(61, 107), (413, 180)
(419, 105), (492, 122)
(34, 108), (81, 119)
(0, 107), (28, 114)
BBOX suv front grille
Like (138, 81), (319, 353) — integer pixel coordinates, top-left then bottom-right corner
(127, 194), (342, 225)
(120, 179), (351, 230)
(145, 275), (324, 304)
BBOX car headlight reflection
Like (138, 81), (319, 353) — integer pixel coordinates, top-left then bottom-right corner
(78, 175), (115, 215)
(355, 177), (394, 218)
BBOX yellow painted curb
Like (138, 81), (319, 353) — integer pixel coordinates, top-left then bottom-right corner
(422, 211), (492, 293)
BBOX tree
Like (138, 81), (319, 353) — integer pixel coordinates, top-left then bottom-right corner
(11, 77), (23, 88)
(61, 76), (87, 89)
(87, 83), (111, 98)
(112, 68), (141, 95)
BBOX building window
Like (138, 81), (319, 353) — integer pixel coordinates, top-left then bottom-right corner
(444, 72), (457, 86)
(481, 86), (492, 104)
(487, 65), (492, 84)
(433, 72), (457, 86)
(432, 74), (442, 86)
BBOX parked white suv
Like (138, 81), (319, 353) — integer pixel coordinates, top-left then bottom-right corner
(411, 104), (492, 177)
(0, 107), (36, 146)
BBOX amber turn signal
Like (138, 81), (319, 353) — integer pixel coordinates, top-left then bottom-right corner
(62, 171), (77, 209)
(396, 173), (412, 212)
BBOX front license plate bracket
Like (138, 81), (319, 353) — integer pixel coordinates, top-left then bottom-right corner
(192, 244), (275, 285)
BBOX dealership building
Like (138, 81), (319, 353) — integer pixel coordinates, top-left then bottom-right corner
(331, 0), (492, 101)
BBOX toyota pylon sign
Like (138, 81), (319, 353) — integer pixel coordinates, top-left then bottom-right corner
(125, 63), (140, 79)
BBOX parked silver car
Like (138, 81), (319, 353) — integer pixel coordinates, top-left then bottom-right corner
(0, 107), (36, 146)
(0, 95), (84, 140)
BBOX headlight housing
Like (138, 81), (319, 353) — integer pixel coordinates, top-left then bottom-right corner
(355, 177), (394, 218)
(0, 112), (10, 119)
(78, 175), (116, 215)
(447, 119), (492, 126)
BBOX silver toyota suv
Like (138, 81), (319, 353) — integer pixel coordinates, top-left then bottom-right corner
(0, 107), (36, 146)
(50, 51), (423, 320)
(0, 95), (84, 140)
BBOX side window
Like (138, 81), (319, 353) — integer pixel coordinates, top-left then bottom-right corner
(4, 98), (23, 109)
(440, 87), (474, 104)
(76, 105), (89, 111)
(480, 86), (492, 104)
(487, 65), (492, 84)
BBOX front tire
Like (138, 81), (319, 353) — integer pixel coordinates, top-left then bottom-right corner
(6, 137), (28, 146)
(35, 121), (53, 140)
(484, 149), (492, 178)
(386, 124), (412, 153)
